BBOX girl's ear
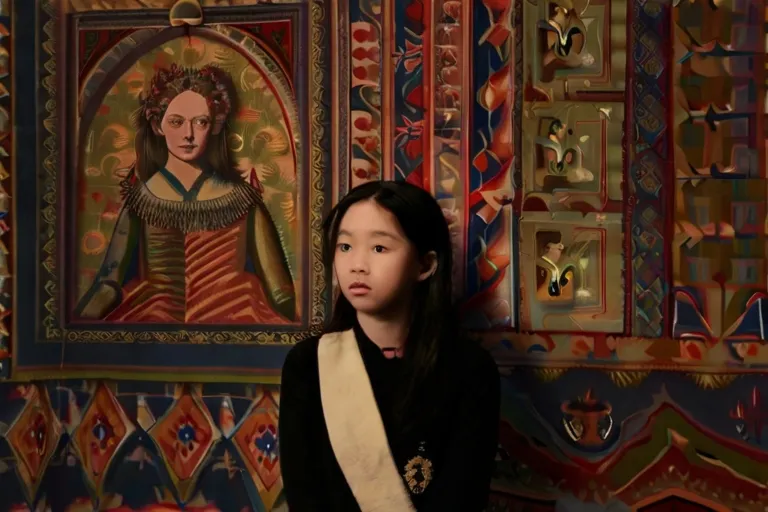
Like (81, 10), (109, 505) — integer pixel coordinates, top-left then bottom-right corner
(417, 251), (438, 282)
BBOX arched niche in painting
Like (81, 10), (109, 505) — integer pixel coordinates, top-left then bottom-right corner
(69, 26), (304, 327)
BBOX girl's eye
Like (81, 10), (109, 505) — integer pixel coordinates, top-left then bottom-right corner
(169, 118), (183, 127)
(337, 243), (351, 252)
(373, 245), (387, 253)
(195, 118), (209, 127)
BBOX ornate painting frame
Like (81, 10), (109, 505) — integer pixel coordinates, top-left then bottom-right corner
(9, 0), (342, 382)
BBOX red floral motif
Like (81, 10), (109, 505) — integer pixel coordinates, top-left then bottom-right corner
(149, 393), (219, 483)
(73, 384), (134, 492)
(405, 83), (424, 109)
(442, 0), (461, 19)
(478, 64), (512, 112)
(353, 114), (375, 132)
(480, 0), (513, 50)
(352, 46), (381, 63)
(352, 63), (381, 82)
(352, 158), (380, 181)
(6, 386), (62, 501)
(351, 108), (382, 179)
(355, 135), (380, 152)
(395, 116), (424, 161)
(233, 395), (281, 493)
(394, 40), (423, 74)
(351, 22), (378, 43)
(349, 14), (383, 186)
(405, 0), (424, 24)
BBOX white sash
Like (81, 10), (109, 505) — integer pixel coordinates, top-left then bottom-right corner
(317, 329), (416, 511)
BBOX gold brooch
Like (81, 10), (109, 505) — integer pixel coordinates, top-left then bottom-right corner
(403, 455), (433, 494)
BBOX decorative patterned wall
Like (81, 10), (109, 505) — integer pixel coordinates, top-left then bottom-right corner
(1, 0), (768, 511)
(0, 0), (10, 381)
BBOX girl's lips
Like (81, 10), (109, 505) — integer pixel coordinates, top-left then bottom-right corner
(349, 283), (371, 295)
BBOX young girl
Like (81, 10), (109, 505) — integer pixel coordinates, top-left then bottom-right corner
(279, 181), (500, 511)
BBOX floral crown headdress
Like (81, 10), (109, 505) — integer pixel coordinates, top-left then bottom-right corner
(140, 63), (233, 134)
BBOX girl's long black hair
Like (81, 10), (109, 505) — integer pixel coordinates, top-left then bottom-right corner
(322, 180), (459, 430)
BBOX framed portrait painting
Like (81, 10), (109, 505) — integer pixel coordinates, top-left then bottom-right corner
(10, 0), (342, 381)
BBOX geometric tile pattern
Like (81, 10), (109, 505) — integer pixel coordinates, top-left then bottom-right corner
(630, 0), (672, 337)
(149, 388), (220, 502)
(232, 389), (282, 508)
(4, 386), (62, 504)
(0, 382), (284, 511)
(72, 383), (135, 494)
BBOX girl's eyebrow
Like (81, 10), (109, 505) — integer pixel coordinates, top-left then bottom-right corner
(337, 228), (400, 240)
(370, 230), (398, 240)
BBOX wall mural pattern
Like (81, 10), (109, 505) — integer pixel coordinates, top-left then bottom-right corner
(349, 0), (383, 188)
(1, 0), (768, 511)
(392, 0), (426, 185)
(463, 0), (518, 325)
(0, 0), (10, 381)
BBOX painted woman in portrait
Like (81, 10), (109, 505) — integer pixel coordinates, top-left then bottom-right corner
(75, 64), (296, 324)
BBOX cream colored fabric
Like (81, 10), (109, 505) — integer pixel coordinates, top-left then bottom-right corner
(317, 329), (416, 511)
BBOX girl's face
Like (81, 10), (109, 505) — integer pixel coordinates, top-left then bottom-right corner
(333, 199), (433, 318)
